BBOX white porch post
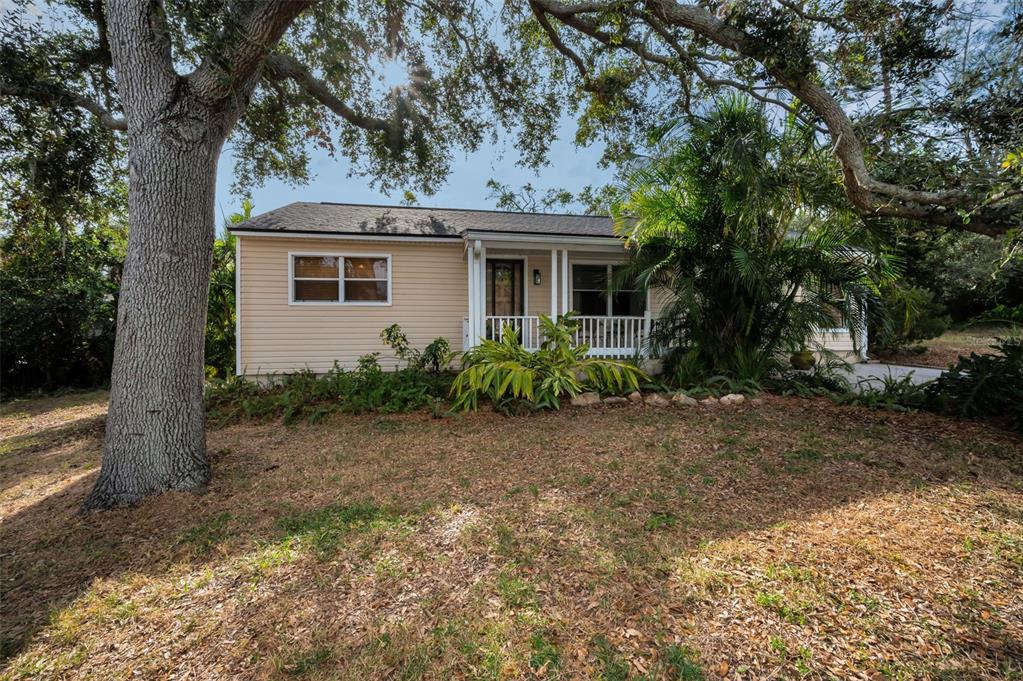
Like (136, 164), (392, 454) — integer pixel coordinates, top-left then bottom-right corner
(467, 242), (478, 348)
(477, 241), (487, 341)
(560, 249), (569, 315)
(642, 308), (653, 358)
(550, 248), (558, 317)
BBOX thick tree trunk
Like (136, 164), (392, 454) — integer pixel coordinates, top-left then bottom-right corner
(83, 0), (305, 509)
(84, 113), (225, 509)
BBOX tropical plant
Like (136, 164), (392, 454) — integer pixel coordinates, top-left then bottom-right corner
(205, 201), (252, 379)
(925, 338), (1023, 431)
(614, 97), (897, 387)
(450, 314), (646, 412)
(380, 324), (458, 374)
(871, 284), (951, 354)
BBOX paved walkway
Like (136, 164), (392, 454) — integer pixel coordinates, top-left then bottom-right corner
(840, 362), (945, 390)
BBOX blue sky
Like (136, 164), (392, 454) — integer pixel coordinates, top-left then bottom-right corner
(214, 113), (614, 223)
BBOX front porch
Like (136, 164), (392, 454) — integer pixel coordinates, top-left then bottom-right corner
(461, 234), (654, 358)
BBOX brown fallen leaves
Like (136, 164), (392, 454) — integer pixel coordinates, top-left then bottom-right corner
(1, 392), (1021, 679)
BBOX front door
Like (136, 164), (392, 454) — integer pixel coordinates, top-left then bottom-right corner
(486, 259), (524, 316)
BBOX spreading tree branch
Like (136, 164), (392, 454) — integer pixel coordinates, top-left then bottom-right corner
(263, 53), (393, 135)
(531, 0), (1019, 236)
(0, 81), (127, 131)
(189, 0), (315, 107)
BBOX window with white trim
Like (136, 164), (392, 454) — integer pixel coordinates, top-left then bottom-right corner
(571, 264), (645, 316)
(291, 254), (391, 304)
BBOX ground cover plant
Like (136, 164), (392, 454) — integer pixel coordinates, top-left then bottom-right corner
(2, 391), (1021, 679)
(205, 326), (454, 425)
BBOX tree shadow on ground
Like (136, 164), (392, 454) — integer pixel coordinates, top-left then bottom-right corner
(1, 398), (1021, 677)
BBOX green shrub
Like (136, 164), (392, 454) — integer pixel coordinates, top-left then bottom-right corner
(450, 314), (646, 412)
(380, 324), (457, 373)
(768, 355), (853, 398)
(206, 327), (456, 424)
(205, 359), (452, 425)
(926, 338), (1023, 431)
(972, 304), (1023, 327)
(776, 339), (1023, 432)
(615, 97), (892, 388)
(835, 374), (930, 412)
(872, 285), (950, 354)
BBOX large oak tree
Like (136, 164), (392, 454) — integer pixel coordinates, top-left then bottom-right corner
(1, 0), (561, 508)
(2, 0), (1019, 508)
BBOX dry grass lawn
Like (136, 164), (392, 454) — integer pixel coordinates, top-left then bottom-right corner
(1, 392), (1022, 680)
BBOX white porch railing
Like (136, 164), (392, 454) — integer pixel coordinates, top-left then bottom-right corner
(473, 315), (651, 358)
(485, 315), (543, 349)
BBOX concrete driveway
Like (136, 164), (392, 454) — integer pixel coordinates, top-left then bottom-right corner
(840, 362), (945, 390)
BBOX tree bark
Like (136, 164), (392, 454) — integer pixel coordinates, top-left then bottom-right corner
(84, 110), (226, 508)
(84, 0), (227, 508)
(80, 0), (309, 508)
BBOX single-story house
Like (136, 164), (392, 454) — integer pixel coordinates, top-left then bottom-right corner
(229, 201), (864, 376)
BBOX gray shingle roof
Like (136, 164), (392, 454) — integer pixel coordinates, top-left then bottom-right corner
(229, 201), (617, 238)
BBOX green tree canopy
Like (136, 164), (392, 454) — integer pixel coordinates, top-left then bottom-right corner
(520, 0), (1023, 237)
(616, 96), (897, 382)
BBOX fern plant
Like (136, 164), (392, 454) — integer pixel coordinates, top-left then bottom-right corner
(450, 314), (647, 412)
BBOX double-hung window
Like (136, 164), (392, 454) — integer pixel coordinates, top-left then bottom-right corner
(290, 253), (391, 304)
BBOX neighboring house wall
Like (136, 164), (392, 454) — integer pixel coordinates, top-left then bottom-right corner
(238, 236), (467, 374)
(814, 329), (856, 358)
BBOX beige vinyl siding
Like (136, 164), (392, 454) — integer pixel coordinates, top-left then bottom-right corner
(237, 237), (860, 375)
(238, 236), (467, 375)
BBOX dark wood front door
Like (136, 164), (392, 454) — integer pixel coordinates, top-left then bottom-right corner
(486, 259), (524, 316)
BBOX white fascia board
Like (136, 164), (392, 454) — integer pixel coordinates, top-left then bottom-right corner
(466, 231), (625, 251)
(231, 230), (463, 244)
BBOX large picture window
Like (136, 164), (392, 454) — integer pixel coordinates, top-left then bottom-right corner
(290, 253), (391, 304)
(571, 264), (645, 316)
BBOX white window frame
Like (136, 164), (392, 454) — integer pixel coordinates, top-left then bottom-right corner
(288, 251), (392, 306)
(569, 262), (645, 317)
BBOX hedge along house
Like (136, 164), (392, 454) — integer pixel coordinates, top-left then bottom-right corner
(229, 202), (864, 376)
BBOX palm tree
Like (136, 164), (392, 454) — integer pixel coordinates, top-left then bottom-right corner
(614, 96), (897, 384)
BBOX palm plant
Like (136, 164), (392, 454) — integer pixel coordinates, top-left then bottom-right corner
(205, 199), (251, 378)
(614, 96), (897, 385)
(450, 314), (646, 411)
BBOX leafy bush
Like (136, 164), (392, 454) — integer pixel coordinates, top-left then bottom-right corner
(871, 284), (950, 354)
(380, 324), (458, 373)
(925, 338), (1023, 431)
(206, 327), (456, 424)
(971, 303), (1023, 327)
(1, 200), (125, 395)
(773, 339), (1023, 432)
(450, 314), (646, 412)
(835, 374), (930, 412)
(205, 359), (452, 425)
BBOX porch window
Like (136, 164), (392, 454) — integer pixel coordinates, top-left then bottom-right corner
(291, 254), (391, 304)
(572, 264), (645, 316)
